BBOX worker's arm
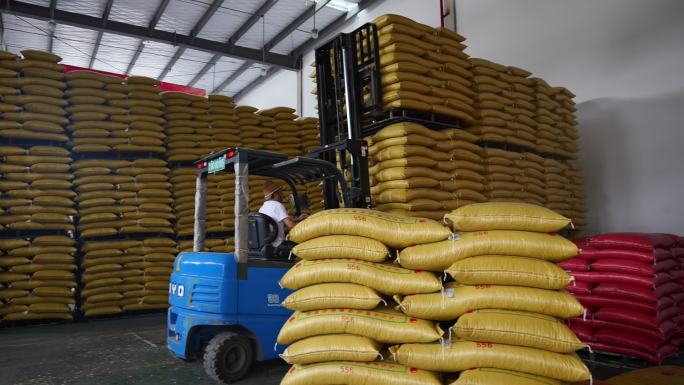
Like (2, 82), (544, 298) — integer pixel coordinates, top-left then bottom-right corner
(282, 213), (308, 231)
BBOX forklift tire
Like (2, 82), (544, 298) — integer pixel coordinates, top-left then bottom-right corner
(203, 332), (253, 383)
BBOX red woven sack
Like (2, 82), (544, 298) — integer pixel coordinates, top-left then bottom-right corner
(559, 257), (590, 271)
(568, 322), (593, 341)
(570, 271), (670, 287)
(590, 258), (679, 276)
(566, 280), (593, 295)
(593, 329), (664, 352)
(671, 247), (684, 259)
(595, 307), (659, 329)
(592, 282), (679, 303)
(587, 233), (675, 251)
(577, 248), (669, 263)
(573, 294), (656, 314)
(568, 317), (671, 341)
(586, 341), (677, 364)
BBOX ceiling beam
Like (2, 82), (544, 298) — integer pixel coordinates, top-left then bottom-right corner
(47, 0), (56, 53)
(210, 60), (252, 94)
(263, 0), (330, 52)
(209, 0), (331, 94)
(88, 0), (114, 69)
(187, 0), (279, 87)
(125, 0), (169, 74)
(233, 0), (381, 101)
(158, 0), (224, 80)
(0, 0), (300, 70)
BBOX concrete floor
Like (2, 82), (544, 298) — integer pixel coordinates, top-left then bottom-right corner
(0, 314), (681, 385)
(0, 313), (288, 385)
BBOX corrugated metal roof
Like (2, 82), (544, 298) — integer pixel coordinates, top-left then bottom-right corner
(0, 0), (362, 96)
(109, 0), (165, 28)
(196, 0), (262, 42)
(163, 48), (216, 85)
(156, 0), (210, 35)
(51, 24), (98, 67)
(57, 0), (106, 18)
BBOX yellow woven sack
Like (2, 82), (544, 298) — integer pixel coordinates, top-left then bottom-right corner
(375, 167), (451, 182)
(452, 309), (584, 353)
(289, 209), (450, 249)
(292, 235), (389, 262)
(277, 306), (442, 344)
(283, 283), (383, 311)
(397, 283), (583, 321)
(280, 259), (440, 295)
(390, 340), (590, 382)
(398, 231), (578, 271)
(280, 334), (383, 364)
(449, 368), (560, 385)
(444, 202), (571, 232)
(446, 255), (572, 290)
(281, 361), (441, 385)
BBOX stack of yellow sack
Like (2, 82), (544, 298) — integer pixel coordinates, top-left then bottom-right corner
(164, 91), (212, 162)
(278, 208), (450, 385)
(206, 94), (240, 152)
(74, 158), (174, 238)
(533, 80), (578, 159)
(468, 58), (518, 146)
(0, 50), (69, 143)
(373, 14), (475, 123)
(0, 236), (76, 321)
(515, 152), (548, 206)
(80, 237), (176, 317)
(111, 76), (166, 153)
(392, 202), (592, 385)
(236, 106), (270, 150)
(481, 147), (524, 204)
(304, 181), (325, 214)
(206, 172), (235, 234)
(0, 145), (75, 232)
(168, 167), (195, 237)
(66, 70), (127, 152)
(297, 117), (320, 156)
(258, 107), (300, 157)
(368, 122), (485, 221)
(178, 238), (234, 253)
(567, 163), (586, 230)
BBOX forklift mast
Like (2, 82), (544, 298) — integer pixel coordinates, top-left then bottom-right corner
(313, 23), (382, 209)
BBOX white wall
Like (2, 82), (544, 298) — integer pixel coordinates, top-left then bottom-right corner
(238, 0), (684, 234)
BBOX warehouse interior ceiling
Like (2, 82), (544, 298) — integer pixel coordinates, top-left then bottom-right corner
(0, 0), (376, 97)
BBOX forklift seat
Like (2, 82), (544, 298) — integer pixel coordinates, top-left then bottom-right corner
(248, 213), (279, 260)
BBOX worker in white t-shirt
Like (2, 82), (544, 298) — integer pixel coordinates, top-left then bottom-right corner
(258, 180), (307, 256)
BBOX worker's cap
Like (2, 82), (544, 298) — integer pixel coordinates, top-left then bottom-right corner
(263, 180), (283, 200)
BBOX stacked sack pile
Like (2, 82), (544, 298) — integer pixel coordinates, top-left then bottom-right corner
(467, 58), (538, 150)
(391, 202), (591, 385)
(373, 15), (476, 123)
(73, 158), (174, 239)
(0, 236), (77, 321)
(533, 79), (578, 160)
(368, 122), (486, 221)
(296, 117), (320, 156)
(236, 105), (270, 150)
(66, 72), (166, 154)
(480, 148), (546, 207)
(0, 50), (69, 143)
(79, 237), (177, 317)
(258, 107), (301, 157)
(0, 145), (75, 232)
(277, 209), (451, 385)
(563, 233), (682, 363)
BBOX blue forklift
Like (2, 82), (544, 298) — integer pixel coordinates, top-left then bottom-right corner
(168, 23), (404, 383)
(167, 148), (354, 383)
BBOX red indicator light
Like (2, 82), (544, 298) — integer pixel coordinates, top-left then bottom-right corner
(226, 150), (235, 158)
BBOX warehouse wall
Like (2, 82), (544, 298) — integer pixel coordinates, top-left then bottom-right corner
(456, 0), (684, 234)
(239, 0), (684, 233)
